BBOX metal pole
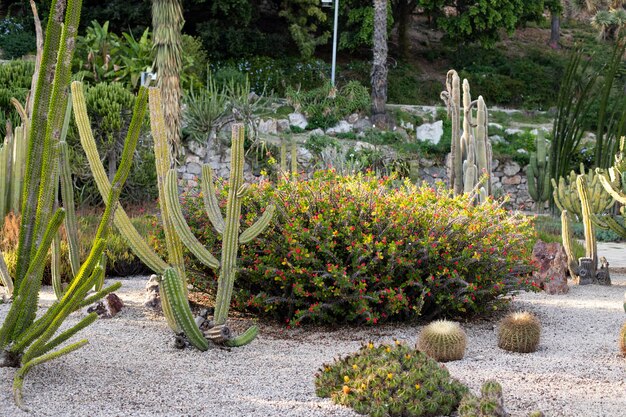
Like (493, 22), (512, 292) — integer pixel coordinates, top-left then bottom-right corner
(331, 0), (339, 85)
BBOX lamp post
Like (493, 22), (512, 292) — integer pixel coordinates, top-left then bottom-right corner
(322, 0), (339, 85)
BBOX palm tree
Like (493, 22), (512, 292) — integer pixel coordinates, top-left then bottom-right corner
(152, 0), (184, 164)
(592, 9), (616, 39)
(371, 0), (388, 129)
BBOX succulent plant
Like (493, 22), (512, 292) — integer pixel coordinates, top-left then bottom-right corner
(620, 322), (626, 356)
(497, 311), (541, 353)
(458, 380), (543, 417)
(417, 320), (467, 362)
(315, 341), (468, 417)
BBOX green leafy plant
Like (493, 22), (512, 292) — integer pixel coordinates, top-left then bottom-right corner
(0, 0), (146, 408)
(315, 341), (469, 417)
(497, 311), (541, 353)
(169, 171), (536, 326)
(417, 320), (467, 362)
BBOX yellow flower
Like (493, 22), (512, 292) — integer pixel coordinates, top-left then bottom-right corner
(395, 340), (401, 346)
(386, 347), (391, 353)
(405, 354), (411, 359)
(361, 383), (367, 389)
(367, 343), (374, 349)
(352, 364), (358, 370)
(415, 384), (421, 390)
(342, 385), (351, 395)
(387, 373), (393, 379)
(344, 376), (350, 383)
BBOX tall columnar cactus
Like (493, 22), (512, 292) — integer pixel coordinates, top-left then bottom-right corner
(576, 175), (598, 282)
(0, 0), (141, 409)
(552, 163), (614, 220)
(165, 124), (275, 346)
(527, 133), (551, 212)
(0, 103), (28, 223)
(561, 210), (580, 280)
(441, 70), (492, 202)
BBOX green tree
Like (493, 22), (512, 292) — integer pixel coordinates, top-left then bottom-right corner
(418, 0), (546, 47)
(280, 0), (330, 59)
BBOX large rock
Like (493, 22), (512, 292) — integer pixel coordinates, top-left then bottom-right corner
(502, 160), (521, 176)
(87, 293), (125, 318)
(415, 120), (443, 144)
(531, 241), (569, 294)
(326, 120), (351, 135)
(353, 117), (372, 132)
(288, 113), (308, 129)
(257, 119), (277, 135)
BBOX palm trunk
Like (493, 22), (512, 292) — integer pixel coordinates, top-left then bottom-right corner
(371, 0), (388, 129)
(152, 0), (184, 166)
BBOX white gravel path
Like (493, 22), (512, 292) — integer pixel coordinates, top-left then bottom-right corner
(0, 274), (624, 417)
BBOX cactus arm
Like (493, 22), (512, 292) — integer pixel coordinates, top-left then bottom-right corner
(158, 276), (181, 333)
(441, 70), (463, 194)
(561, 210), (579, 279)
(201, 164), (225, 234)
(15, 0), (67, 287)
(165, 169), (220, 269)
(51, 232), (64, 299)
(149, 88), (186, 282)
(160, 268), (209, 351)
(77, 280), (121, 310)
(0, 141), (8, 219)
(13, 339), (88, 411)
(29, 313), (97, 361)
(474, 96), (489, 196)
(240, 205), (275, 244)
(59, 140), (80, 278)
(71, 82), (169, 274)
(11, 126), (26, 213)
(93, 253), (106, 292)
(224, 325), (259, 347)
(291, 141), (298, 178)
(597, 171), (626, 204)
(213, 124), (246, 326)
(0, 251), (13, 296)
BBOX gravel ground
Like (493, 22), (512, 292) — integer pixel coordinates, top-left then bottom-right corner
(0, 274), (624, 417)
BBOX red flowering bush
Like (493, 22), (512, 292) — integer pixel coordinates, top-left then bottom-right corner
(157, 171), (535, 326)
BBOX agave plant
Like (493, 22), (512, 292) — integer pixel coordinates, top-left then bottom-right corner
(592, 9), (617, 39)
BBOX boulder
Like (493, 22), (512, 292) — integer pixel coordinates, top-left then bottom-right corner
(144, 274), (161, 311)
(87, 293), (125, 318)
(276, 119), (290, 133)
(531, 241), (569, 294)
(415, 120), (444, 144)
(326, 120), (351, 135)
(288, 113), (308, 129)
(502, 161), (521, 176)
(505, 128), (524, 136)
(353, 117), (372, 132)
(257, 119), (277, 135)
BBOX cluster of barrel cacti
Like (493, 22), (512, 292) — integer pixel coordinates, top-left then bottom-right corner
(497, 311), (541, 353)
(440, 69), (492, 203)
(417, 320), (467, 362)
(458, 380), (544, 417)
(0, 0), (141, 409)
(527, 133), (551, 212)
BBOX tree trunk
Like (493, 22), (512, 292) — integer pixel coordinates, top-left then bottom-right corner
(549, 12), (560, 49)
(371, 0), (388, 129)
(397, 0), (409, 59)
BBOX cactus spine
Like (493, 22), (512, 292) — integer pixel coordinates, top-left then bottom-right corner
(0, 0), (143, 408)
(527, 133), (551, 212)
(165, 123), (275, 346)
(441, 70), (492, 201)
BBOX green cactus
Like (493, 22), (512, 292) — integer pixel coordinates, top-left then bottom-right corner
(159, 268), (208, 351)
(417, 320), (467, 362)
(441, 70), (492, 202)
(0, 0), (146, 409)
(620, 322), (626, 356)
(527, 133), (551, 212)
(497, 311), (541, 353)
(576, 175), (598, 281)
(552, 163), (614, 220)
(560, 210), (580, 280)
(165, 123), (275, 346)
(458, 380), (507, 417)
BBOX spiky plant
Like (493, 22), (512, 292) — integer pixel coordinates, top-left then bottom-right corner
(592, 10), (616, 40)
(152, 0), (184, 162)
(417, 320), (467, 362)
(497, 312), (541, 353)
(620, 322), (626, 356)
(458, 380), (543, 417)
(315, 341), (469, 417)
(0, 0), (144, 408)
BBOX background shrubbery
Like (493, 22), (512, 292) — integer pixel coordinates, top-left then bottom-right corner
(155, 171), (536, 326)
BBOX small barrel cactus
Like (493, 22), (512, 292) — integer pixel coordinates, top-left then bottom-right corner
(620, 322), (626, 356)
(417, 320), (467, 362)
(497, 312), (541, 353)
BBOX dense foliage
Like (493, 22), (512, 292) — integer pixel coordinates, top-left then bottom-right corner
(0, 60), (34, 137)
(315, 341), (469, 417)
(0, 17), (36, 59)
(162, 171), (536, 326)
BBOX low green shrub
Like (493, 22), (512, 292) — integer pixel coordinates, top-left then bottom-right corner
(0, 60), (34, 137)
(0, 18), (36, 59)
(315, 341), (469, 417)
(164, 171), (536, 326)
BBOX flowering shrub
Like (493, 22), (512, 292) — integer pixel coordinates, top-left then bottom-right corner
(161, 171), (535, 326)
